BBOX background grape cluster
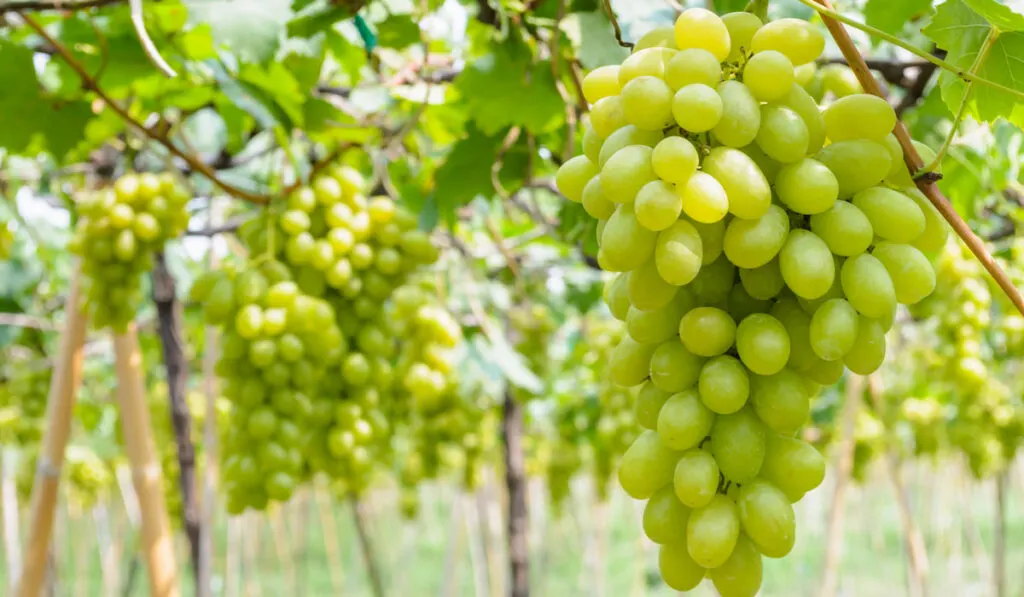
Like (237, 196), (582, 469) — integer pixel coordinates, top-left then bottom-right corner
(556, 7), (948, 596)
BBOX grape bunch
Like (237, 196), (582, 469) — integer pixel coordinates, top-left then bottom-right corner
(0, 357), (49, 446)
(70, 173), (191, 330)
(555, 8), (946, 595)
(192, 262), (346, 513)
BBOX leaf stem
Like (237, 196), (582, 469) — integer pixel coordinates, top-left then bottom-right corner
(18, 13), (269, 205)
(795, 0), (1024, 103)
(808, 0), (1024, 318)
(925, 28), (1000, 173)
(602, 0), (633, 49)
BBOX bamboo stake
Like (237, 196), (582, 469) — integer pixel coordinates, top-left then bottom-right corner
(15, 266), (88, 597)
(819, 374), (862, 597)
(2, 448), (22, 594)
(113, 324), (180, 597)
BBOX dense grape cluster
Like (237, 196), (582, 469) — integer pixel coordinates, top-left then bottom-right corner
(556, 8), (945, 595)
(70, 173), (191, 330)
(193, 262), (345, 513)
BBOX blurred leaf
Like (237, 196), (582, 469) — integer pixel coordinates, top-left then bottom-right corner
(962, 0), (1024, 31)
(713, 0), (748, 13)
(186, 0), (292, 63)
(559, 11), (630, 70)
(433, 125), (530, 222)
(865, 0), (934, 36)
(376, 14), (421, 49)
(325, 30), (368, 84)
(474, 334), (544, 394)
(0, 42), (92, 159)
(924, 0), (1024, 128)
(238, 62), (306, 127)
(287, 3), (358, 38)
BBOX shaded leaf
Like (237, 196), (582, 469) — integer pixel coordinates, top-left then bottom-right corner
(376, 14), (421, 49)
(433, 125), (530, 222)
(473, 334), (544, 394)
(287, 3), (358, 38)
(713, 0), (748, 13)
(560, 11), (630, 70)
(865, 0), (934, 36)
(185, 0), (292, 63)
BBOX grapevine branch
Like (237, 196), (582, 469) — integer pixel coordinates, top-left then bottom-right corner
(128, 0), (176, 78)
(0, 0), (123, 11)
(18, 13), (269, 205)
(602, 0), (633, 49)
(810, 0), (1024, 317)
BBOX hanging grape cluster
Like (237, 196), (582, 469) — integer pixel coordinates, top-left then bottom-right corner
(555, 8), (946, 595)
(70, 172), (191, 330)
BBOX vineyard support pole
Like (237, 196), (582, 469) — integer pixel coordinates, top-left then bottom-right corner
(112, 324), (180, 597)
(502, 387), (529, 597)
(15, 266), (88, 597)
(994, 470), (1007, 597)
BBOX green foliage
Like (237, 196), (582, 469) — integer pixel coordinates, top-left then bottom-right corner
(186, 0), (292, 63)
(864, 0), (933, 36)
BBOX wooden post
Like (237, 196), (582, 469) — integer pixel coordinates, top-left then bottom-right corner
(819, 374), (862, 597)
(113, 324), (181, 597)
(502, 389), (529, 597)
(15, 267), (88, 597)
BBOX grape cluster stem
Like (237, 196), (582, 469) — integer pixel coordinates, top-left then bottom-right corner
(808, 0), (1024, 318)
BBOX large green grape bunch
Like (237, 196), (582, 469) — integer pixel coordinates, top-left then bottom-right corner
(192, 262), (346, 513)
(555, 8), (947, 595)
(70, 173), (191, 330)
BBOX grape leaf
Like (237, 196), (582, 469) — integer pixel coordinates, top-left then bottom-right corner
(455, 45), (564, 135)
(185, 0), (292, 63)
(865, 0), (934, 36)
(962, 0), (1024, 31)
(472, 333), (544, 394)
(287, 3), (357, 38)
(0, 42), (92, 160)
(433, 125), (529, 221)
(923, 0), (1024, 128)
(559, 11), (630, 70)
(713, 0), (748, 13)
(376, 14), (421, 49)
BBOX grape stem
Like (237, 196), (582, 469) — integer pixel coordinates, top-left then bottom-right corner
(925, 28), (1000, 173)
(795, 0), (1024, 103)
(17, 13), (270, 205)
(602, 0), (633, 49)
(809, 0), (1024, 318)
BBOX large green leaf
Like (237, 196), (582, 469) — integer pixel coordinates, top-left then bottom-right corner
(454, 44), (565, 135)
(923, 0), (1024, 128)
(962, 0), (1024, 31)
(0, 42), (92, 160)
(287, 3), (358, 38)
(185, 0), (292, 63)
(433, 125), (530, 221)
(559, 11), (630, 70)
(865, 0), (934, 36)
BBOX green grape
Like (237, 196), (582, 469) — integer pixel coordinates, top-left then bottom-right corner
(744, 50), (795, 102)
(822, 94), (896, 142)
(711, 81), (761, 149)
(679, 307), (736, 357)
(815, 139), (892, 198)
(808, 298), (858, 361)
(604, 273), (632, 321)
(609, 336), (658, 388)
(649, 339), (705, 394)
(687, 494), (740, 568)
(600, 145), (656, 203)
(781, 83), (826, 153)
(582, 65), (621, 104)
(636, 381), (673, 429)
(794, 62), (816, 87)
(651, 136), (699, 184)
(627, 298), (689, 344)
(622, 76), (674, 131)
(628, 259), (678, 311)
(779, 229), (835, 300)
(722, 12), (762, 62)
(761, 434), (826, 500)
(635, 26), (677, 51)
(851, 186), (925, 243)
(698, 355), (750, 414)
(710, 407), (766, 483)
(581, 177), (616, 220)
(598, 125), (663, 167)
(820, 63), (862, 97)
(658, 389), (716, 451)
(723, 205), (790, 269)
(886, 140), (940, 187)
(674, 7), (731, 61)
(808, 200), (873, 256)
(749, 368), (809, 435)
(904, 188), (949, 253)
(710, 534), (763, 597)
(655, 219), (704, 285)
(672, 84), (724, 133)
(840, 253), (897, 319)
(728, 282), (771, 321)
(755, 104), (809, 164)
(750, 18), (825, 65)
(665, 48), (723, 90)
(680, 171), (729, 224)
(643, 486), (691, 544)
(843, 315), (886, 374)
(619, 47), (675, 84)
(659, 541), (706, 592)
(619, 430), (681, 499)
(775, 159), (838, 214)
(704, 147), (771, 220)
(737, 479), (796, 557)
(735, 314), (790, 376)
(695, 220), (726, 265)
(689, 257), (737, 304)
(600, 205), (657, 272)
(674, 448), (720, 508)
(635, 181), (682, 231)
(582, 123), (603, 163)
(872, 242), (936, 305)
(739, 259), (784, 300)
(590, 96), (628, 137)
